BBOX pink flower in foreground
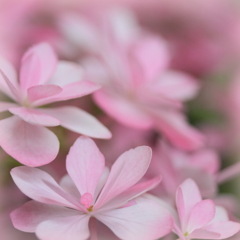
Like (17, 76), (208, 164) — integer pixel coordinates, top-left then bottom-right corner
(173, 178), (240, 240)
(0, 42), (111, 166)
(10, 136), (173, 240)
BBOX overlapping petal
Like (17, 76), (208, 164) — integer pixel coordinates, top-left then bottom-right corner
(11, 167), (83, 210)
(203, 221), (240, 239)
(130, 36), (169, 84)
(0, 101), (18, 112)
(150, 71), (199, 101)
(95, 196), (173, 240)
(36, 215), (90, 240)
(11, 201), (80, 232)
(187, 200), (215, 232)
(47, 61), (84, 87)
(95, 146), (152, 209)
(176, 178), (202, 231)
(100, 176), (161, 211)
(33, 80), (100, 106)
(41, 106), (111, 139)
(9, 107), (61, 126)
(155, 110), (204, 151)
(20, 43), (57, 91)
(0, 116), (59, 166)
(27, 85), (62, 103)
(66, 136), (105, 199)
(94, 90), (153, 129)
(0, 56), (19, 100)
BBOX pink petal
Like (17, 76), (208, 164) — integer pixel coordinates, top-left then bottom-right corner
(66, 136), (105, 201)
(187, 200), (215, 233)
(27, 85), (62, 103)
(0, 101), (18, 112)
(47, 61), (84, 86)
(155, 110), (204, 151)
(11, 167), (83, 210)
(9, 107), (60, 126)
(0, 67), (21, 102)
(173, 223), (186, 240)
(94, 167), (110, 202)
(0, 56), (19, 100)
(203, 221), (240, 239)
(11, 201), (80, 232)
(41, 106), (111, 139)
(36, 215), (90, 240)
(189, 229), (220, 239)
(130, 36), (169, 84)
(20, 43), (57, 91)
(190, 149), (220, 174)
(95, 146), (152, 209)
(95, 196), (173, 240)
(59, 13), (98, 50)
(210, 206), (229, 223)
(176, 179), (202, 232)
(151, 71), (199, 101)
(0, 116), (59, 166)
(59, 175), (80, 200)
(33, 81), (100, 106)
(94, 90), (153, 129)
(100, 176), (161, 211)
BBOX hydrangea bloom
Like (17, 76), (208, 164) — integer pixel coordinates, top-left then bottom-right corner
(173, 178), (240, 239)
(60, 9), (204, 151)
(91, 35), (204, 151)
(10, 136), (173, 240)
(0, 42), (111, 166)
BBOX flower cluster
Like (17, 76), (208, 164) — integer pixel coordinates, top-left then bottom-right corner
(0, 0), (240, 240)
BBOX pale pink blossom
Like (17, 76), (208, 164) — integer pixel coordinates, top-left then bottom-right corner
(91, 36), (204, 151)
(0, 42), (111, 166)
(129, 0), (240, 76)
(173, 178), (240, 240)
(148, 141), (219, 201)
(10, 136), (173, 240)
(60, 9), (204, 151)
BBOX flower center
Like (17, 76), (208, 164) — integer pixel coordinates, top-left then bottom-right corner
(87, 206), (94, 212)
(80, 192), (93, 210)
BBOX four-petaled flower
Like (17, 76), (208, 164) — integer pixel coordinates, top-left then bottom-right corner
(0, 43), (111, 166)
(10, 136), (173, 240)
(173, 178), (240, 240)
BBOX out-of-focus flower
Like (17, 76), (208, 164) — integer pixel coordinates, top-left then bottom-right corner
(148, 141), (219, 201)
(60, 9), (204, 151)
(0, 183), (37, 240)
(172, 178), (240, 240)
(130, 0), (240, 76)
(0, 42), (111, 166)
(92, 36), (204, 151)
(10, 136), (173, 240)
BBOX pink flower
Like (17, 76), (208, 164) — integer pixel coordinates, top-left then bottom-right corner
(173, 178), (240, 240)
(91, 35), (204, 151)
(148, 141), (219, 201)
(62, 9), (204, 151)
(0, 42), (111, 166)
(10, 136), (173, 240)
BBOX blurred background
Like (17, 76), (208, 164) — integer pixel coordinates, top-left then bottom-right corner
(1, 0), (240, 239)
